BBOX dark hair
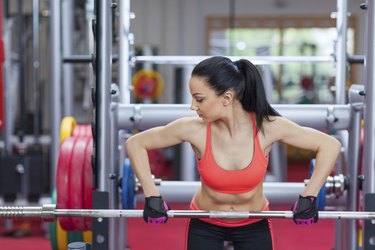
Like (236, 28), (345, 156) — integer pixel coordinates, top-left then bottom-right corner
(191, 56), (280, 132)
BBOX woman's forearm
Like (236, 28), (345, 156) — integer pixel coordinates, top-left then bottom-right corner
(125, 138), (160, 197)
(302, 137), (341, 197)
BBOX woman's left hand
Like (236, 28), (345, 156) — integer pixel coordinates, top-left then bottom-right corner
(291, 195), (319, 225)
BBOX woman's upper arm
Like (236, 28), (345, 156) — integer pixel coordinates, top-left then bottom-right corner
(126, 117), (195, 150)
(270, 116), (339, 152)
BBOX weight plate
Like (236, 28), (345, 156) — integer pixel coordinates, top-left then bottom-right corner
(309, 159), (326, 210)
(83, 138), (94, 230)
(69, 137), (90, 231)
(68, 231), (83, 244)
(56, 137), (77, 230)
(83, 231), (92, 245)
(83, 124), (92, 137)
(60, 117), (76, 143)
(56, 220), (68, 250)
(122, 158), (136, 209)
(72, 125), (83, 137)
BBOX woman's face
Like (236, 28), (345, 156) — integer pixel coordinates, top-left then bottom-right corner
(189, 76), (224, 122)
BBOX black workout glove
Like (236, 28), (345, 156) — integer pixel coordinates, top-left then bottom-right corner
(143, 196), (170, 224)
(291, 195), (319, 225)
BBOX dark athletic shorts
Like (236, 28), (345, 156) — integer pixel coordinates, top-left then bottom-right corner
(186, 218), (273, 250)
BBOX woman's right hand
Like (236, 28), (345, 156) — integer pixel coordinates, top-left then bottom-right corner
(143, 196), (170, 224)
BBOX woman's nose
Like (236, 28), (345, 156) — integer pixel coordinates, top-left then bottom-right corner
(190, 103), (198, 111)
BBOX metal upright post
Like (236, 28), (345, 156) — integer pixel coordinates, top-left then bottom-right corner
(109, 84), (121, 250)
(118, 0), (131, 104)
(363, 1), (375, 249)
(363, 0), (375, 198)
(346, 110), (362, 250)
(93, 1), (112, 250)
(335, 1), (349, 249)
(335, 0), (348, 104)
(181, 65), (196, 181)
(95, 0), (112, 206)
(3, 3), (12, 155)
(32, 0), (41, 144)
(49, 0), (62, 190)
(118, 1), (132, 248)
(61, 0), (74, 116)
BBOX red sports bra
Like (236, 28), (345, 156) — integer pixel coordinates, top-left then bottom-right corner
(196, 113), (268, 194)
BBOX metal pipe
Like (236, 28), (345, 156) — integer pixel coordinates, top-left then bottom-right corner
(61, 54), (365, 65)
(117, 104), (352, 131)
(363, 1), (375, 249)
(95, 1), (112, 249)
(334, 0), (348, 104)
(61, 55), (334, 65)
(32, 0), (41, 144)
(346, 84), (364, 250)
(3, 16), (13, 155)
(62, 55), (118, 64)
(139, 180), (346, 206)
(180, 66), (196, 181)
(118, 0), (131, 104)
(49, 0), (62, 190)
(153, 181), (304, 204)
(17, 0), (25, 143)
(109, 85), (120, 250)
(132, 55), (334, 65)
(363, 0), (375, 196)
(1, 205), (374, 220)
(61, 0), (74, 116)
(348, 55), (364, 64)
(96, 0), (112, 193)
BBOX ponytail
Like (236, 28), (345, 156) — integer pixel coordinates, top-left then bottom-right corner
(234, 59), (280, 132)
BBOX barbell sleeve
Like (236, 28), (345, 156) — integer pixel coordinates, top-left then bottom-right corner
(1, 205), (375, 220)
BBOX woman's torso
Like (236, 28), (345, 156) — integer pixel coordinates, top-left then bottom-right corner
(188, 113), (271, 214)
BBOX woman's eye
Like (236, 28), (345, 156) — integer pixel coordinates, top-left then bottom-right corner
(196, 99), (203, 103)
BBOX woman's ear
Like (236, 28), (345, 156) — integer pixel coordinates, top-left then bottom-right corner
(222, 91), (234, 106)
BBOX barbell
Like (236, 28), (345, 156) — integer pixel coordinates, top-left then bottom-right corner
(1, 205), (374, 221)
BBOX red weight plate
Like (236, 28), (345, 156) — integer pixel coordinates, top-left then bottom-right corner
(84, 124), (92, 138)
(69, 136), (90, 231)
(56, 137), (77, 231)
(72, 125), (83, 137)
(83, 138), (94, 230)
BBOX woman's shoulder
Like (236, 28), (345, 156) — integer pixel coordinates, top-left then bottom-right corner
(172, 116), (207, 129)
(167, 117), (207, 143)
(260, 115), (282, 134)
(262, 115), (301, 138)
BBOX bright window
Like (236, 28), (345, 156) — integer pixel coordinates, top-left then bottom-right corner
(206, 16), (356, 104)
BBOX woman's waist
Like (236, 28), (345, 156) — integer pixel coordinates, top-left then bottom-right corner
(190, 191), (269, 227)
(194, 186), (267, 212)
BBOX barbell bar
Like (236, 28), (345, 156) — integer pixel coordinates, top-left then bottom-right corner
(1, 205), (374, 221)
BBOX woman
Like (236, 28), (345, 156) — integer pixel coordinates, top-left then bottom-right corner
(125, 56), (341, 249)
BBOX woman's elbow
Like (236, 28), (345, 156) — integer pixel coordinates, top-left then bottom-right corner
(125, 135), (141, 155)
(330, 136), (342, 157)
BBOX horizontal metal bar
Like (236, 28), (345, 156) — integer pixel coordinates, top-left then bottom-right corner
(62, 55), (119, 64)
(151, 181), (347, 206)
(133, 55), (334, 65)
(116, 104), (352, 131)
(62, 54), (363, 65)
(348, 55), (364, 64)
(1, 205), (374, 220)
